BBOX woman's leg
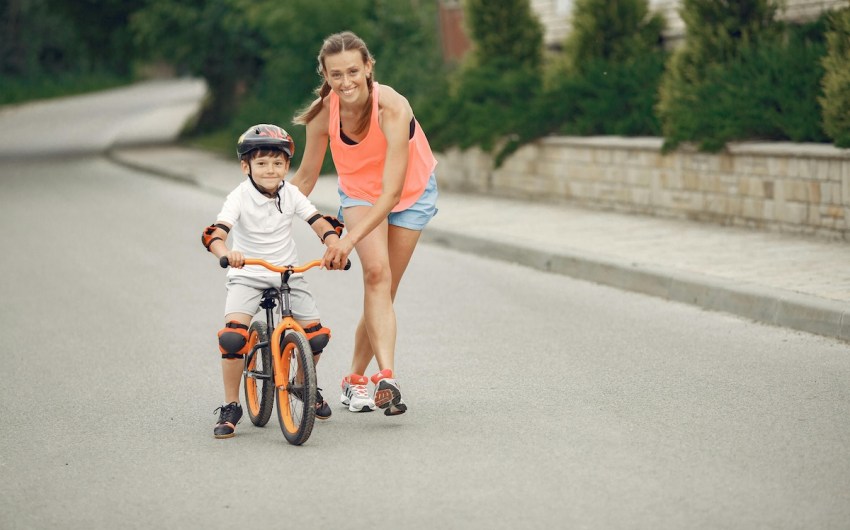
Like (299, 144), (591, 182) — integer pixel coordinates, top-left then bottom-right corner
(350, 224), (423, 374)
(345, 208), (422, 375)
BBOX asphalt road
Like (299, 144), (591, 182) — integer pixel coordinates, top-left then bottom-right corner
(1, 81), (849, 530)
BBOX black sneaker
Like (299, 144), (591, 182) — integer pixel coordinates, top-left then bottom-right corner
(213, 402), (243, 439)
(316, 388), (332, 420)
(289, 386), (332, 420)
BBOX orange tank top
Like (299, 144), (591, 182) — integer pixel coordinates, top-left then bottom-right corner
(328, 83), (437, 212)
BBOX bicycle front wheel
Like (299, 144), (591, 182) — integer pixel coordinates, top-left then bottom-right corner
(244, 321), (274, 426)
(275, 332), (316, 445)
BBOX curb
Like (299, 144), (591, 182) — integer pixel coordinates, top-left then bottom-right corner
(108, 149), (850, 343)
(423, 229), (850, 342)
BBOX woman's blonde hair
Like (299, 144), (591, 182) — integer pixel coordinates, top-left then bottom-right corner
(293, 31), (375, 136)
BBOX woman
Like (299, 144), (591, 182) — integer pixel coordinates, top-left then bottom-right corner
(291, 31), (438, 416)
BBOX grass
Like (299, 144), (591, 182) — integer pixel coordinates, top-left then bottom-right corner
(0, 72), (133, 106)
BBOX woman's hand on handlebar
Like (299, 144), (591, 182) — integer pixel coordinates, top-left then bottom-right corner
(321, 236), (353, 270)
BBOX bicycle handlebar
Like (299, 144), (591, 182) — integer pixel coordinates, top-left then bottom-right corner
(219, 256), (351, 272)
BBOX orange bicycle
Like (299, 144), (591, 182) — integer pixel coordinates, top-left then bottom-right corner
(219, 256), (348, 445)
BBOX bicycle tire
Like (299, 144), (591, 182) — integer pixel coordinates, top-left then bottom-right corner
(275, 332), (317, 445)
(244, 321), (274, 427)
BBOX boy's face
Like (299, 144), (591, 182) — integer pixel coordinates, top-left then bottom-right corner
(242, 153), (290, 194)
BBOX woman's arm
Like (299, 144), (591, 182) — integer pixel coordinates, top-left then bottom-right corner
(290, 99), (330, 197)
(344, 87), (412, 248)
(320, 86), (414, 269)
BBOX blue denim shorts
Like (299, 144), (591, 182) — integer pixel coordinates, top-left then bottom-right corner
(337, 173), (438, 231)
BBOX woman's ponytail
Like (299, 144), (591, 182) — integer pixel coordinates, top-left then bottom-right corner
(293, 80), (331, 125)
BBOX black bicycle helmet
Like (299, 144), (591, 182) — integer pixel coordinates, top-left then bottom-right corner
(236, 124), (294, 160)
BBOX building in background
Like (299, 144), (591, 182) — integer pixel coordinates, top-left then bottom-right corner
(439, 0), (848, 57)
(438, 0), (471, 62)
(533, 0), (848, 48)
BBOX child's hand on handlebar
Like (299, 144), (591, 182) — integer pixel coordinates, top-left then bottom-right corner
(224, 250), (245, 268)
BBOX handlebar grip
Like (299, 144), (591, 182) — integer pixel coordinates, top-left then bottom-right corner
(344, 259), (352, 271)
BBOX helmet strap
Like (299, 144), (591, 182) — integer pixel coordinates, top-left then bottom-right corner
(246, 167), (283, 213)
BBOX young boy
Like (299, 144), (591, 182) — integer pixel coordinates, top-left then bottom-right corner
(201, 123), (344, 439)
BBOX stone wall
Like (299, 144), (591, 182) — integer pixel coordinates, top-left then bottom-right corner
(435, 137), (850, 240)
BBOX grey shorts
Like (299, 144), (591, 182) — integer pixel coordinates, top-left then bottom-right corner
(224, 274), (320, 321)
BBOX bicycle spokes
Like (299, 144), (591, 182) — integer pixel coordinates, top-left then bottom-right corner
(244, 321), (274, 427)
(274, 333), (316, 445)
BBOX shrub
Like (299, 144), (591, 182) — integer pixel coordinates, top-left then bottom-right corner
(746, 20), (828, 143)
(820, 7), (850, 148)
(549, 53), (666, 137)
(464, 0), (543, 71)
(131, 0), (264, 130)
(429, 0), (544, 159)
(563, 0), (665, 72)
(488, 0), (666, 163)
(658, 0), (782, 150)
(223, 0), (444, 170)
(549, 0), (666, 138)
(0, 71), (129, 106)
(460, 0), (665, 166)
(660, 13), (829, 151)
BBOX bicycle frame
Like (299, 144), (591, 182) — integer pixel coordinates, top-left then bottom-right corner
(240, 259), (321, 390)
(268, 279), (308, 393)
(220, 256), (347, 444)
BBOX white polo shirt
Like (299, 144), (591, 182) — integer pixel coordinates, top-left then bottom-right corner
(216, 179), (318, 279)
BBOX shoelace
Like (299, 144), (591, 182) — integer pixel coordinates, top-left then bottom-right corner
(350, 383), (370, 398)
(214, 403), (240, 424)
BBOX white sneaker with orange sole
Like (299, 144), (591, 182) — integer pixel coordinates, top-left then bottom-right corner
(340, 373), (375, 412)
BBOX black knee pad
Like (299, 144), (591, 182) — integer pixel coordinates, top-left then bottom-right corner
(303, 322), (330, 355)
(218, 321), (249, 359)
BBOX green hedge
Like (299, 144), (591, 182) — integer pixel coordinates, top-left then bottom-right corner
(426, 0), (543, 161)
(660, 19), (829, 151)
(550, 53), (666, 137)
(821, 7), (850, 148)
(432, 0), (663, 165)
(6, 0), (849, 159)
(0, 71), (130, 106)
(553, 0), (666, 138)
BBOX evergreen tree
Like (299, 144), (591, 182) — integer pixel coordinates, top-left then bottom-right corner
(465, 0), (543, 71)
(47, 0), (146, 74)
(546, 0), (666, 138)
(657, 0), (782, 150)
(563, 0), (664, 72)
(820, 7), (850, 147)
(430, 0), (544, 160)
(131, 0), (265, 131)
(1, 0), (133, 104)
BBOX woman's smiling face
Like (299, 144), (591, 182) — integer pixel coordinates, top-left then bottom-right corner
(323, 49), (372, 104)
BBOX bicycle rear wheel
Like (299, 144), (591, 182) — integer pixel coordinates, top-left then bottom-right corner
(244, 321), (274, 426)
(275, 332), (316, 445)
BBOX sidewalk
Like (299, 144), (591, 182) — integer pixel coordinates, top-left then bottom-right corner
(109, 145), (850, 343)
